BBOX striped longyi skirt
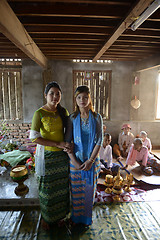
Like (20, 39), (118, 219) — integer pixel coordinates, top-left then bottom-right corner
(37, 150), (70, 224)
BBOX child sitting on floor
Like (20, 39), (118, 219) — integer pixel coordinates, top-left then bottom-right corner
(121, 138), (160, 175)
(140, 131), (152, 152)
(113, 123), (134, 159)
(99, 133), (120, 176)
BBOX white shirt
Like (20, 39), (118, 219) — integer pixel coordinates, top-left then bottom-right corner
(99, 145), (113, 168)
(118, 131), (134, 153)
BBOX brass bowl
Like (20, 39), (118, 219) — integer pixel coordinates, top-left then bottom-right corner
(112, 187), (123, 195)
(10, 165), (28, 180)
(10, 165), (29, 196)
(105, 174), (113, 184)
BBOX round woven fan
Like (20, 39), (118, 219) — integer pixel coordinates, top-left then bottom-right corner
(131, 96), (141, 109)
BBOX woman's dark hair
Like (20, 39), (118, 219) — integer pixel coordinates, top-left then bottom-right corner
(75, 85), (90, 96)
(44, 81), (62, 95)
(45, 81), (67, 128)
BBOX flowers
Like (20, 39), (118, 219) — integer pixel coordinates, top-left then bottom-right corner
(26, 156), (35, 173)
(0, 120), (9, 141)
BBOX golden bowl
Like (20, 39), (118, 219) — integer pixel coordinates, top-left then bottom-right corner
(10, 165), (28, 183)
(105, 174), (113, 184)
(112, 187), (123, 195)
(10, 165), (28, 178)
(10, 165), (29, 196)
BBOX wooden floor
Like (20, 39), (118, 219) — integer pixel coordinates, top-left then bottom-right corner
(152, 150), (160, 158)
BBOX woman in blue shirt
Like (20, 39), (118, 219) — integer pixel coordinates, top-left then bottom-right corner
(65, 85), (103, 226)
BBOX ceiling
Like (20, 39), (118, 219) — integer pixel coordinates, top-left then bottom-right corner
(0, 0), (160, 67)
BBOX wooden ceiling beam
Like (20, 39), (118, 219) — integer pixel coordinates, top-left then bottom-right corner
(36, 40), (103, 44)
(93, 0), (154, 62)
(0, 0), (48, 68)
(25, 25), (113, 34)
(29, 31), (108, 36)
(8, 1), (131, 6)
(9, 2), (128, 19)
(112, 44), (160, 49)
(20, 16), (120, 27)
(122, 33), (160, 39)
(116, 39), (160, 44)
(30, 34), (106, 40)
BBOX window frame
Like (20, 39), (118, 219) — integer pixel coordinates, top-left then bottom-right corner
(156, 72), (160, 120)
(0, 60), (23, 121)
(73, 70), (111, 119)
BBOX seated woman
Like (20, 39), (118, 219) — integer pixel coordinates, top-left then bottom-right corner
(140, 131), (152, 152)
(122, 138), (160, 175)
(113, 123), (134, 159)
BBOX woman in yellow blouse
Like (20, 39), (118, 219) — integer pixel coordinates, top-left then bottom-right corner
(30, 81), (70, 230)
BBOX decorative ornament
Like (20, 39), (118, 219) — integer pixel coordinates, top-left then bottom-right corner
(84, 71), (92, 81)
(104, 174), (113, 193)
(124, 173), (134, 192)
(134, 76), (140, 85)
(112, 168), (124, 201)
(131, 96), (141, 109)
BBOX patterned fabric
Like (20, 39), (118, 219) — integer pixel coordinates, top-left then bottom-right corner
(147, 155), (160, 171)
(38, 151), (70, 224)
(70, 159), (100, 225)
(73, 111), (97, 162)
(69, 111), (102, 225)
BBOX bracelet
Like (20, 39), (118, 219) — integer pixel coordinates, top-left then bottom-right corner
(89, 158), (95, 163)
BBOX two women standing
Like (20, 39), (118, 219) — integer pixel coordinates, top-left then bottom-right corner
(30, 82), (103, 229)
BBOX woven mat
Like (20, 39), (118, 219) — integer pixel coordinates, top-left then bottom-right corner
(1, 201), (160, 240)
(95, 183), (160, 203)
(110, 156), (160, 185)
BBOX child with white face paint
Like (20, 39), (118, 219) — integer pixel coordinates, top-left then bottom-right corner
(140, 131), (152, 152)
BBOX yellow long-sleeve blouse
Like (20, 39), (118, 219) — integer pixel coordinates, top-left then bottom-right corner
(31, 107), (69, 151)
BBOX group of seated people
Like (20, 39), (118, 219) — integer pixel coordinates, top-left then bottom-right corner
(100, 123), (160, 176)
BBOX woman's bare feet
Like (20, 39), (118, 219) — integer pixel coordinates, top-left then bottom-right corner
(41, 218), (50, 230)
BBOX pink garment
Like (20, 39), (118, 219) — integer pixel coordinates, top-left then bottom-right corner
(142, 137), (152, 151)
(126, 144), (148, 167)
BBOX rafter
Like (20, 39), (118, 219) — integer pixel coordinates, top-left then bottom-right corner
(0, 0), (48, 68)
(93, 0), (154, 62)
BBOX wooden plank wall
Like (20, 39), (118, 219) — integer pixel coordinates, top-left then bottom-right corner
(0, 68), (22, 120)
(73, 70), (111, 119)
